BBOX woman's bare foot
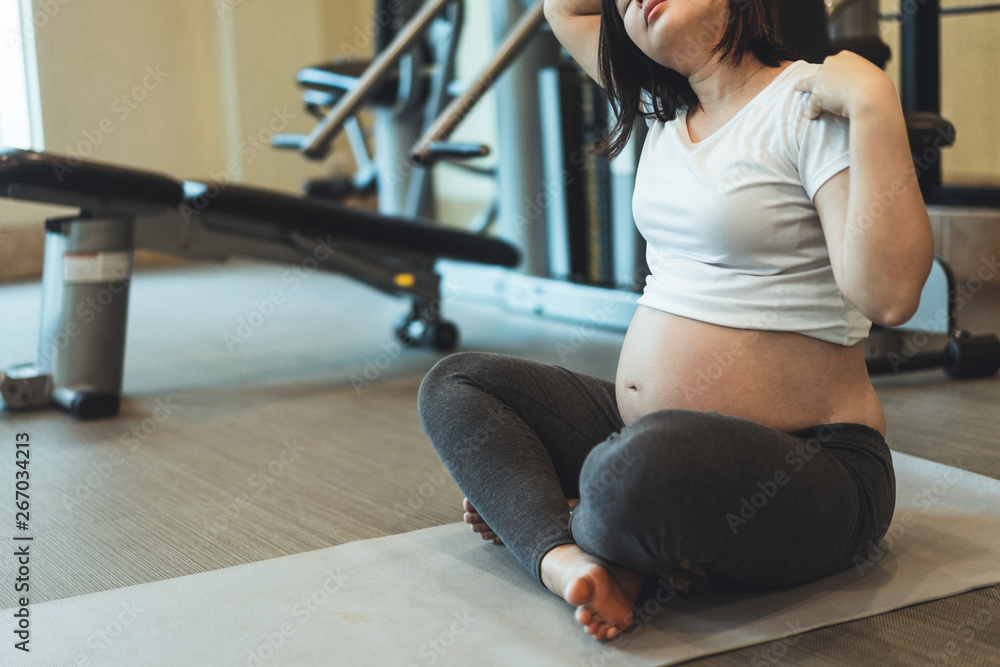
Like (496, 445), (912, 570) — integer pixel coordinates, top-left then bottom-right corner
(463, 498), (503, 545)
(463, 497), (581, 547)
(540, 544), (645, 641)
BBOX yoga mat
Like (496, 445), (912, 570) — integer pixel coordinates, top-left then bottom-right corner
(6, 451), (1000, 666)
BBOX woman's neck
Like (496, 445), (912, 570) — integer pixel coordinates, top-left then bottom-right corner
(688, 58), (791, 121)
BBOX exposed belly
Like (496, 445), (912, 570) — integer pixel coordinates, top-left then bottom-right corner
(616, 305), (887, 437)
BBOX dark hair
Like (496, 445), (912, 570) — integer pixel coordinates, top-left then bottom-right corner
(597, 0), (796, 159)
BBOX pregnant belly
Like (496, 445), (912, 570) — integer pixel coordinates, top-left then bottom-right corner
(616, 305), (887, 436)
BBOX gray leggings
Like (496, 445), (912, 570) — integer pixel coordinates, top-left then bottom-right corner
(417, 352), (896, 591)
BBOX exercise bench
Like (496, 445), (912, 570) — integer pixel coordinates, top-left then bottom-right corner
(0, 148), (520, 420)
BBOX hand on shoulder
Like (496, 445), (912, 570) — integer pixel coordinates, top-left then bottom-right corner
(795, 51), (896, 121)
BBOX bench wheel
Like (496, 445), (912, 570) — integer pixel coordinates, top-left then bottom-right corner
(395, 315), (460, 351)
(426, 321), (459, 351)
(944, 332), (1000, 379)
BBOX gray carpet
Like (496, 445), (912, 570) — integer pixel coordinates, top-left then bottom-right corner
(0, 261), (998, 665)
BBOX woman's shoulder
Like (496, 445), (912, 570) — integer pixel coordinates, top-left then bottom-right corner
(772, 60), (819, 95)
(765, 60), (824, 117)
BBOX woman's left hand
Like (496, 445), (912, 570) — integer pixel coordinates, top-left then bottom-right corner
(795, 51), (893, 120)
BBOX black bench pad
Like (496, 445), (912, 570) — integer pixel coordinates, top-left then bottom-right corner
(0, 149), (184, 209)
(185, 182), (521, 268)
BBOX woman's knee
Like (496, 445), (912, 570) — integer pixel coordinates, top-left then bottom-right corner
(418, 352), (495, 414)
(583, 409), (707, 472)
(577, 410), (738, 518)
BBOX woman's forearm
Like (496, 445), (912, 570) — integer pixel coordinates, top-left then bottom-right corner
(543, 0), (603, 83)
(842, 82), (935, 326)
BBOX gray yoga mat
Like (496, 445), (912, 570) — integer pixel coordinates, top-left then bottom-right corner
(8, 450), (1000, 666)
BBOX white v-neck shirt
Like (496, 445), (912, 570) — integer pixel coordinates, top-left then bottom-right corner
(633, 60), (871, 346)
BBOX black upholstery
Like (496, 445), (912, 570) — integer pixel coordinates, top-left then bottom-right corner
(0, 149), (520, 268)
(184, 182), (521, 268)
(776, 0), (833, 64)
(0, 148), (184, 209)
(906, 112), (957, 153)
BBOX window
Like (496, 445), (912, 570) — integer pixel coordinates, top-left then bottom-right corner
(0, 0), (44, 150)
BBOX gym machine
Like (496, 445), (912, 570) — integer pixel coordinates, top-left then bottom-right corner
(278, 0), (998, 380)
(3, 0), (999, 422)
(825, 0), (1000, 378)
(0, 145), (519, 420)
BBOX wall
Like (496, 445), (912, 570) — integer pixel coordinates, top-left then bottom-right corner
(0, 0), (371, 281)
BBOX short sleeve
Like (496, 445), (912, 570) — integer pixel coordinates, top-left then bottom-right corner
(795, 93), (850, 201)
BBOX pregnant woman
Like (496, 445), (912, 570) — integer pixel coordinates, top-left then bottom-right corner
(417, 0), (933, 641)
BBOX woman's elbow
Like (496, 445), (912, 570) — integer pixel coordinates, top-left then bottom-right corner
(877, 299), (921, 329)
(875, 260), (935, 328)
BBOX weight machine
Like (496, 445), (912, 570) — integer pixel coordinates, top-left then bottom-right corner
(274, 0), (999, 379)
(3, 0), (998, 421)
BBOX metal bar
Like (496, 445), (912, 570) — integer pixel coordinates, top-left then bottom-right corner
(410, 0), (545, 165)
(866, 350), (948, 375)
(900, 0), (941, 195)
(940, 3), (1000, 14)
(302, 0), (454, 159)
(883, 3), (1000, 19)
(899, 0), (940, 113)
(923, 186), (1000, 208)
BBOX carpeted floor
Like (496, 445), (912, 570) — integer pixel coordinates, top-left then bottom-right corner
(0, 260), (998, 665)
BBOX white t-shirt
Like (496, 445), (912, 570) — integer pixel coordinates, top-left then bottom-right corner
(633, 60), (871, 346)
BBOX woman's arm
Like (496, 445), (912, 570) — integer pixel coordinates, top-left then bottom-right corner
(800, 52), (935, 328)
(543, 0), (603, 85)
